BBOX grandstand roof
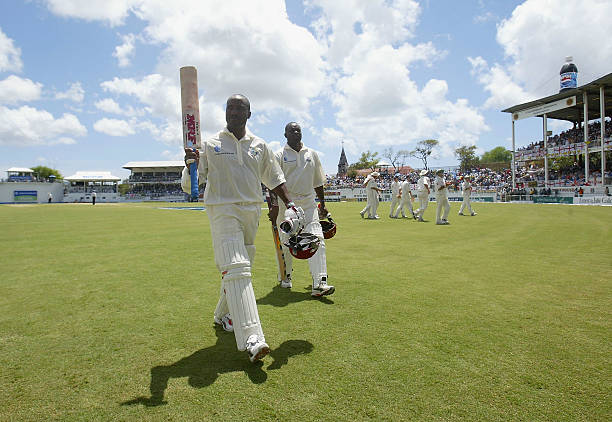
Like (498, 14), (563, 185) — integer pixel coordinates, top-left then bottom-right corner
(65, 171), (121, 181)
(122, 161), (185, 170)
(502, 72), (612, 122)
(6, 167), (34, 173)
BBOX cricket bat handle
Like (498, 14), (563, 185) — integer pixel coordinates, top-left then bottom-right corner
(189, 151), (198, 202)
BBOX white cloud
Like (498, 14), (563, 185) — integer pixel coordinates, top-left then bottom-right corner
(161, 149), (182, 160)
(113, 33), (136, 67)
(54, 136), (77, 145)
(55, 82), (85, 103)
(307, 0), (421, 67)
(41, 0), (491, 163)
(95, 98), (123, 114)
(0, 76), (43, 104)
(94, 97), (144, 117)
(42, 0), (137, 26)
(0, 105), (87, 146)
(474, 0), (612, 109)
(101, 74), (177, 119)
(93, 118), (136, 136)
(0, 28), (22, 72)
(309, 0), (485, 161)
(469, 56), (531, 109)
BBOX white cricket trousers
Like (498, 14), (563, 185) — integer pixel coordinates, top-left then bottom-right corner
(459, 195), (474, 214)
(415, 192), (429, 218)
(389, 196), (400, 217)
(207, 203), (264, 351)
(436, 195), (450, 222)
(394, 195), (414, 218)
(360, 189), (379, 218)
(277, 199), (327, 286)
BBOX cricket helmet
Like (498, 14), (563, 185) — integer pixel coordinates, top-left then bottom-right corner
(284, 232), (320, 259)
(319, 216), (337, 239)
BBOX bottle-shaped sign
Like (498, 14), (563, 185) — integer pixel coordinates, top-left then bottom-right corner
(560, 56), (578, 92)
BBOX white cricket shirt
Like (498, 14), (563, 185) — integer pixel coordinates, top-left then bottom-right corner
(275, 144), (325, 202)
(461, 180), (472, 196)
(366, 178), (378, 191)
(391, 181), (400, 196)
(181, 127), (285, 205)
(417, 176), (430, 193)
(434, 175), (447, 197)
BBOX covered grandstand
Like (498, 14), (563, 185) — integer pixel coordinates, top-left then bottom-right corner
(122, 161), (187, 201)
(502, 72), (612, 188)
(64, 171), (122, 203)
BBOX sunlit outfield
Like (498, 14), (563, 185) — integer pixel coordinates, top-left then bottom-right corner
(0, 201), (610, 421)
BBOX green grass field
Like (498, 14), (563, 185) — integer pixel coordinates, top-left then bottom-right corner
(1, 201), (610, 421)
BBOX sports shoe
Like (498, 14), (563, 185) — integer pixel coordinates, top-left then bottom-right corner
(280, 277), (292, 288)
(214, 313), (233, 332)
(471, 212), (477, 216)
(246, 334), (270, 362)
(412, 212), (417, 220)
(359, 210), (365, 218)
(458, 212), (464, 216)
(312, 279), (335, 297)
(417, 216), (424, 222)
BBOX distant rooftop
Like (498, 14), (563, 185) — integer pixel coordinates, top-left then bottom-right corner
(64, 171), (122, 181)
(123, 161), (185, 170)
(6, 167), (34, 173)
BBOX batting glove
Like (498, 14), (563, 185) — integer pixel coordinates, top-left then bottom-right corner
(280, 202), (305, 235)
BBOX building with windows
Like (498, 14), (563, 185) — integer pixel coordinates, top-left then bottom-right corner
(122, 161), (187, 201)
(64, 171), (122, 202)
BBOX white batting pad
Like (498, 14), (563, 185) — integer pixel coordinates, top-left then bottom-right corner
(245, 245), (256, 267)
(223, 271), (264, 351)
(308, 241), (327, 287)
(213, 282), (229, 320)
(214, 236), (250, 272)
(211, 235), (263, 350)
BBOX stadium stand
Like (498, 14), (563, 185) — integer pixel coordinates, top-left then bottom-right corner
(122, 161), (188, 201)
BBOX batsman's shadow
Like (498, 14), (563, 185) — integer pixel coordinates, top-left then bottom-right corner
(257, 284), (334, 307)
(120, 328), (313, 407)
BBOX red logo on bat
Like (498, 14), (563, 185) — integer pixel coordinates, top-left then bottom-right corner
(185, 114), (197, 143)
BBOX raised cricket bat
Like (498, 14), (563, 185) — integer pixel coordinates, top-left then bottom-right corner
(265, 190), (288, 282)
(180, 66), (202, 202)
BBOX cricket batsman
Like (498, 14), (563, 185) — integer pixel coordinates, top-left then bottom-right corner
(269, 122), (335, 297)
(181, 94), (304, 362)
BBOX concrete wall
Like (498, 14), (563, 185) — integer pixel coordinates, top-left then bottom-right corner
(0, 182), (65, 203)
(64, 192), (120, 203)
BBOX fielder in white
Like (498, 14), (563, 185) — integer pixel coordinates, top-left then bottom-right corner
(434, 169), (451, 225)
(414, 169), (431, 222)
(458, 176), (477, 216)
(393, 175), (415, 219)
(360, 172), (382, 219)
(182, 94), (303, 363)
(269, 122), (335, 297)
(389, 174), (401, 218)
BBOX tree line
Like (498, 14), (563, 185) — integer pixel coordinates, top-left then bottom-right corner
(347, 140), (512, 176)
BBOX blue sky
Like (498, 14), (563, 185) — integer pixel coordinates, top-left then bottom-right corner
(1, 0), (611, 180)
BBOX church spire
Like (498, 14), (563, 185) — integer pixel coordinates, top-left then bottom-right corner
(337, 141), (348, 176)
